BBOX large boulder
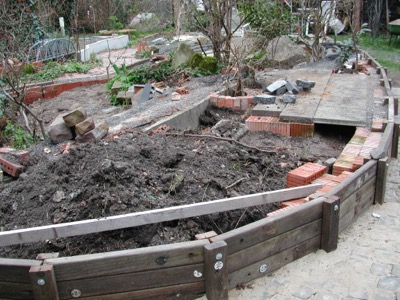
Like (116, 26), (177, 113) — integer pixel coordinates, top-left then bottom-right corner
(172, 43), (195, 68)
(266, 36), (311, 69)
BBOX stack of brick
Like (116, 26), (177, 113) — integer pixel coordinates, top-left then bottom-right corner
(245, 116), (314, 137)
(268, 170), (353, 217)
(48, 107), (109, 144)
(209, 93), (254, 110)
(286, 162), (327, 188)
(0, 147), (30, 177)
(332, 127), (382, 175)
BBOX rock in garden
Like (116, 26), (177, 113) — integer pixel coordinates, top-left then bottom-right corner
(296, 79), (316, 90)
(75, 117), (95, 135)
(76, 121), (109, 143)
(254, 94), (276, 104)
(48, 114), (74, 144)
(282, 91), (296, 103)
(63, 107), (87, 127)
(172, 43), (195, 68)
(52, 190), (65, 203)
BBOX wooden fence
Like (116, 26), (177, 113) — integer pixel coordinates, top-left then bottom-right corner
(0, 53), (399, 300)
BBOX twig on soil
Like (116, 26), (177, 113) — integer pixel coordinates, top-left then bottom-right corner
(201, 183), (209, 202)
(234, 208), (249, 229)
(225, 177), (246, 190)
(166, 133), (277, 154)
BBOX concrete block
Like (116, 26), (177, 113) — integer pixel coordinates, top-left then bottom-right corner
(296, 79), (316, 90)
(266, 79), (287, 93)
(48, 114), (74, 144)
(253, 94), (276, 104)
(251, 103), (285, 117)
(63, 107), (87, 127)
(111, 80), (122, 95)
(116, 90), (134, 104)
(282, 91), (296, 103)
(286, 80), (300, 94)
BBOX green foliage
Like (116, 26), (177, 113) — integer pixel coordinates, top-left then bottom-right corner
(3, 121), (34, 149)
(108, 16), (124, 31)
(22, 64), (36, 75)
(240, 0), (291, 40)
(0, 93), (7, 118)
(190, 53), (204, 68)
(198, 56), (218, 73)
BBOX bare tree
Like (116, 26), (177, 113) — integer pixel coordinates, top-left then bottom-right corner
(0, 0), (47, 140)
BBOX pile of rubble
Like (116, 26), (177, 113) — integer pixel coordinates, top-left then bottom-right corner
(48, 107), (109, 144)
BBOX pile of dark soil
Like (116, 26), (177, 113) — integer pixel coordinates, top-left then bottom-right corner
(0, 107), (348, 259)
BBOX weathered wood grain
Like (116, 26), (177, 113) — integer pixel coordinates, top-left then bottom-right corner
(204, 241), (228, 300)
(29, 265), (59, 300)
(76, 282), (205, 300)
(339, 177), (376, 219)
(321, 196), (340, 253)
(325, 160), (377, 201)
(211, 197), (325, 255)
(0, 184), (321, 247)
(56, 264), (205, 299)
(46, 240), (208, 281)
(375, 157), (389, 205)
(227, 219), (322, 273)
(228, 236), (321, 289)
(0, 282), (33, 300)
(0, 258), (41, 283)
(371, 123), (394, 159)
(339, 182), (375, 233)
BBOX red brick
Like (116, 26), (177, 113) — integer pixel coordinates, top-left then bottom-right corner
(371, 119), (384, 132)
(217, 96), (226, 107)
(280, 198), (307, 208)
(0, 156), (24, 177)
(0, 148), (30, 164)
(24, 86), (43, 104)
(62, 82), (82, 92)
(287, 163), (327, 187)
(225, 97), (234, 108)
(195, 231), (217, 240)
(290, 123), (314, 137)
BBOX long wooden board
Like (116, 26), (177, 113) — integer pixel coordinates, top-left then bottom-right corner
(0, 282), (33, 300)
(0, 258), (41, 283)
(227, 219), (322, 273)
(0, 184), (321, 247)
(371, 123), (394, 159)
(339, 177), (376, 219)
(211, 197), (325, 255)
(56, 263), (205, 299)
(46, 240), (208, 281)
(77, 282), (205, 300)
(228, 236), (321, 289)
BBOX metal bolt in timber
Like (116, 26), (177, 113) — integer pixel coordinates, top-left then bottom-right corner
(193, 270), (203, 278)
(71, 289), (82, 298)
(37, 279), (45, 286)
(216, 253), (223, 260)
(214, 261), (224, 270)
(259, 264), (268, 273)
(334, 205), (339, 212)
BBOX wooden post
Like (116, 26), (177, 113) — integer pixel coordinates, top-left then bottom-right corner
(204, 241), (228, 300)
(29, 265), (59, 300)
(321, 196), (340, 253)
(375, 157), (389, 205)
(392, 121), (399, 159)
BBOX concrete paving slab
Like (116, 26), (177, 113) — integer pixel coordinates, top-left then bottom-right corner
(280, 96), (320, 123)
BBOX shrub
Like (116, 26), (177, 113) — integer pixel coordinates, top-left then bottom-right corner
(198, 56), (217, 72)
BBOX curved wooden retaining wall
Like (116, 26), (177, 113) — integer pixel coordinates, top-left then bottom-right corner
(0, 53), (398, 300)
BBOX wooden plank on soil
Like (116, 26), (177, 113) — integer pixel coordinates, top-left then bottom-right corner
(211, 197), (325, 255)
(56, 263), (205, 299)
(0, 184), (321, 247)
(0, 282), (34, 300)
(339, 180), (375, 233)
(227, 219), (322, 273)
(46, 240), (208, 281)
(339, 177), (376, 219)
(228, 236), (321, 289)
(0, 258), (41, 283)
(325, 160), (377, 201)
